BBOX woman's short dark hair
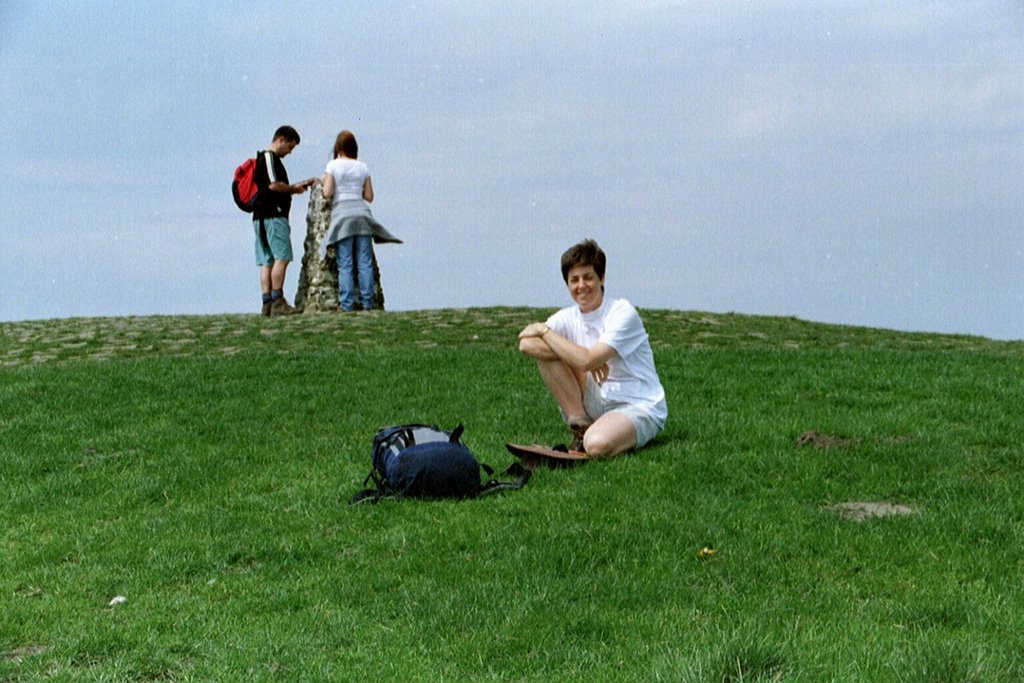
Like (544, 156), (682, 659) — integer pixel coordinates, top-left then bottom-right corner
(560, 239), (607, 283)
(273, 125), (300, 144)
(333, 130), (359, 159)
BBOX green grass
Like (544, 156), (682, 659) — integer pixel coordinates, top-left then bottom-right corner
(2, 308), (1023, 681)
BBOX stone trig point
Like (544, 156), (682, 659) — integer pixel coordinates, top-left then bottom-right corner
(294, 179), (386, 312)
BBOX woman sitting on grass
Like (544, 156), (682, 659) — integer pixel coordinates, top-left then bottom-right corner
(518, 239), (667, 457)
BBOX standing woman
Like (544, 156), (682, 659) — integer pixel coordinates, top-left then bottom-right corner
(319, 130), (401, 311)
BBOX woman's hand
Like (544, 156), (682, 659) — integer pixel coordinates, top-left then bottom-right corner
(518, 322), (550, 339)
(589, 362), (610, 383)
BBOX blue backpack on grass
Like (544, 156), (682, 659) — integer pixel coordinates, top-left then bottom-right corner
(349, 423), (530, 504)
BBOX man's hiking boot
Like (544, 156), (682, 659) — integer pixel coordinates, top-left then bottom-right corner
(270, 298), (300, 316)
(568, 417), (592, 453)
(261, 302), (272, 317)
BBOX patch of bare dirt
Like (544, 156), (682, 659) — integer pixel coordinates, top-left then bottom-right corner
(828, 501), (919, 521)
(796, 431), (854, 449)
(797, 431), (917, 450)
(2, 644), (48, 661)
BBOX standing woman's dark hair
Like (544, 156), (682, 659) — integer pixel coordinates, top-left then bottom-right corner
(333, 130), (359, 159)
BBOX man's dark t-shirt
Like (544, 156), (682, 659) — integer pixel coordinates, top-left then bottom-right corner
(253, 150), (291, 219)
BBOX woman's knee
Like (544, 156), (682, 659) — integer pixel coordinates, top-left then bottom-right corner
(582, 430), (614, 457)
(583, 416), (636, 458)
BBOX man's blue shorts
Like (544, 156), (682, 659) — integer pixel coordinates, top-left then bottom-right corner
(254, 217), (293, 265)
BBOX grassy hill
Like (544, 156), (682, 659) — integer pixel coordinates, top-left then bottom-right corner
(2, 308), (1022, 681)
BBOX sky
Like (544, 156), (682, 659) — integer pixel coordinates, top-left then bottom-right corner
(1, 1), (1022, 339)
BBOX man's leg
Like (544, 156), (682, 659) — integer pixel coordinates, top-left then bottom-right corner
(270, 260), (289, 291)
(255, 218), (275, 315)
(264, 217), (297, 313)
(258, 265), (273, 316)
(260, 265), (273, 294)
(268, 259), (299, 315)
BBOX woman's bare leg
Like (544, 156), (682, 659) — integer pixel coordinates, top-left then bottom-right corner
(582, 412), (636, 458)
(535, 358), (588, 422)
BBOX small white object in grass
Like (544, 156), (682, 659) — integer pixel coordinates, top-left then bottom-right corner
(108, 595), (127, 606)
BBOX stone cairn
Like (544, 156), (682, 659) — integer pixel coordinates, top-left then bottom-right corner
(294, 179), (385, 312)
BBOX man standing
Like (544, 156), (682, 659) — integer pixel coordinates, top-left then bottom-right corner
(253, 125), (315, 316)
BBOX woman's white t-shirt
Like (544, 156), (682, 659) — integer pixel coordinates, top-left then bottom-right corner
(546, 297), (668, 424)
(324, 157), (369, 202)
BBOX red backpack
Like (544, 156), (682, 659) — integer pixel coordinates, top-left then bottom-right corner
(231, 152), (262, 212)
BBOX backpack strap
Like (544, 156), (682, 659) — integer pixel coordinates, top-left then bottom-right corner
(477, 461), (531, 497)
(349, 488), (381, 505)
(449, 423), (465, 442)
(349, 467), (390, 505)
